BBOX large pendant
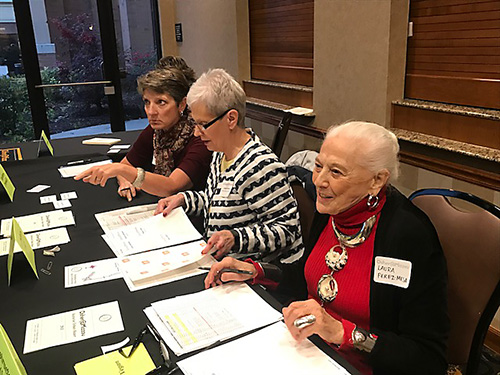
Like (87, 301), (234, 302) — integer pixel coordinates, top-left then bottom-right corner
(325, 245), (348, 272)
(317, 274), (338, 303)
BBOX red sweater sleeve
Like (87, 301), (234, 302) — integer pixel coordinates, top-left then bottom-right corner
(174, 136), (212, 191)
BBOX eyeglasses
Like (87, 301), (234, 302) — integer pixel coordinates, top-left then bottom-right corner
(197, 108), (232, 130)
(119, 325), (172, 372)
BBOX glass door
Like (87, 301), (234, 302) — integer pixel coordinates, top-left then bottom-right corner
(0, 0), (160, 144)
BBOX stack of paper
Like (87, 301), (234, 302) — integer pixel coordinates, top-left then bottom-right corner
(0, 227), (70, 256)
(82, 137), (121, 145)
(119, 240), (215, 291)
(178, 322), (352, 375)
(95, 203), (157, 234)
(102, 208), (202, 257)
(0, 210), (75, 237)
(144, 283), (283, 356)
(58, 160), (112, 178)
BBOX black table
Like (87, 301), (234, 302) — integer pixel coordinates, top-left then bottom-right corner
(0, 136), (360, 375)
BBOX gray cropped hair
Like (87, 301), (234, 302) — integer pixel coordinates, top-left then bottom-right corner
(326, 121), (400, 182)
(187, 68), (246, 127)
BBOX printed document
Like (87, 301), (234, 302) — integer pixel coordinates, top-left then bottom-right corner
(95, 203), (157, 234)
(58, 159), (112, 178)
(102, 208), (202, 257)
(178, 322), (351, 375)
(145, 283), (282, 356)
(24, 301), (124, 353)
(65, 258), (122, 288)
(119, 240), (215, 291)
(1, 210), (75, 237)
(0, 227), (70, 256)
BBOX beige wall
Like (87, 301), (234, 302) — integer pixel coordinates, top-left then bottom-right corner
(313, 0), (408, 129)
(158, 0), (250, 81)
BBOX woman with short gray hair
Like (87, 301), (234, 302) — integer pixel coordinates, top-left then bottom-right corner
(156, 68), (304, 262)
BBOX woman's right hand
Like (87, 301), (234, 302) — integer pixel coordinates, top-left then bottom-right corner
(154, 193), (185, 216)
(117, 177), (138, 202)
(204, 257), (257, 289)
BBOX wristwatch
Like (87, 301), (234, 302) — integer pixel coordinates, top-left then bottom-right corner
(132, 167), (145, 188)
(351, 326), (378, 353)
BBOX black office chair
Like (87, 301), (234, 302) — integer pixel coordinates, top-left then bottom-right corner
(409, 188), (500, 375)
(271, 112), (292, 158)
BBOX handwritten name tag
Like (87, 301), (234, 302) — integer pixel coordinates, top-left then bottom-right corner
(374, 256), (412, 289)
(219, 181), (233, 198)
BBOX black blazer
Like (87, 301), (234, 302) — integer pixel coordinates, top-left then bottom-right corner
(276, 186), (449, 375)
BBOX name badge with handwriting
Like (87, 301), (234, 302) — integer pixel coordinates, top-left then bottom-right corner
(374, 256), (412, 289)
(219, 181), (233, 198)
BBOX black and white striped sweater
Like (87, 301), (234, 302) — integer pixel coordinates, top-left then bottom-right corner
(182, 131), (304, 262)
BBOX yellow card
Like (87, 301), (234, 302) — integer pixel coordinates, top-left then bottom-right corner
(0, 164), (15, 202)
(74, 343), (156, 375)
(7, 218), (38, 286)
(40, 130), (54, 156)
(0, 324), (27, 375)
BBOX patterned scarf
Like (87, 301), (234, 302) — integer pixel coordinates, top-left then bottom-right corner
(153, 108), (195, 176)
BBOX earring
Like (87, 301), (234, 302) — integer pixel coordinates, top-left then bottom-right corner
(367, 194), (379, 210)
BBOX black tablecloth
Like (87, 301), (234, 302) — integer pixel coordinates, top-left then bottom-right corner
(0, 137), (359, 375)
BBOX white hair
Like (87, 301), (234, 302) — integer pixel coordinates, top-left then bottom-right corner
(325, 121), (400, 182)
(187, 68), (246, 127)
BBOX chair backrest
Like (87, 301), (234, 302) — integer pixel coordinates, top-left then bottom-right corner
(290, 180), (315, 243)
(409, 188), (500, 374)
(271, 112), (292, 158)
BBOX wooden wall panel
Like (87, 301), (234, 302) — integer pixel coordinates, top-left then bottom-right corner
(405, 0), (500, 110)
(249, 0), (314, 86)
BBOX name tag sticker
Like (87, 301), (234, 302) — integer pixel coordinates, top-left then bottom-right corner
(374, 256), (412, 289)
(219, 181), (233, 198)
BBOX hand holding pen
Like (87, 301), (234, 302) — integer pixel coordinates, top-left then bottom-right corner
(203, 257), (257, 289)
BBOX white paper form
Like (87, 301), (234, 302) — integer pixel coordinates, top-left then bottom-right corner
(58, 159), (112, 178)
(23, 301), (124, 354)
(1, 210), (75, 237)
(65, 258), (122, 288)
(119, 240), (215, 292)
(178, 322), (351, 375)
(0, 227), (70, 256)
(95, 203), (157, 234)
(102, 208), (202, 257)
(145, 283), (282, 356)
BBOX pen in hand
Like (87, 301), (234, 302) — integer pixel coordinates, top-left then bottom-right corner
(198, 267), (254, 275)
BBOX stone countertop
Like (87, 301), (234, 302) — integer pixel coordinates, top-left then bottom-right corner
(244, 79), (313, 93)
(392, 99), (500, 121)
(392, 128), (500, 163)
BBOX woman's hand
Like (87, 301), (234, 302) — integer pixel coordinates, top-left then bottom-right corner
(154, 194), (185, 216)
(117, 176), (139, 202)
(202, 230), (235, 259)
(282, 299), (344, 345)
(74, 164), (120, 187)
(204, 257), (257, 289)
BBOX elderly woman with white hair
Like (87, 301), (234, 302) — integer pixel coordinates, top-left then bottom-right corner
(155, 68), (304, 261)
(205, 121), (448, 375)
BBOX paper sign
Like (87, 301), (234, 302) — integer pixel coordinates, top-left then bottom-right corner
(8, 218), (39, 285)
(0, 324), (27, 375)
(373, 256), (412, 289)
(0, 164), (15, 202)
(74, 343), (155, 375)
(40, 130), (54, 156)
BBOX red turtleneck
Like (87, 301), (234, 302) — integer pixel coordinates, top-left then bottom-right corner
(304, 191), (386, 375)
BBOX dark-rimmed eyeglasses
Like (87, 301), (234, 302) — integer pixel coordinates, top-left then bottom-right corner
(197, 108), (232, 130)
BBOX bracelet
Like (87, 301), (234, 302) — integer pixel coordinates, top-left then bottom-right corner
(132, 167), (145, 188)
